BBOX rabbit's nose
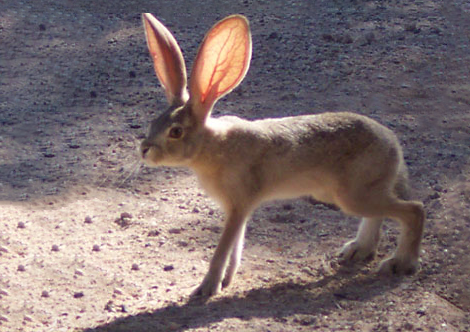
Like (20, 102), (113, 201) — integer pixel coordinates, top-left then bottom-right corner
(140, 141), (151, 158)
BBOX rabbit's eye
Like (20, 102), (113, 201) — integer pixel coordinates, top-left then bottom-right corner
(169, 126), (183, 139)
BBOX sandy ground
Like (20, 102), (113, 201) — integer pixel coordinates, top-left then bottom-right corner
(1, 0), (470, 331)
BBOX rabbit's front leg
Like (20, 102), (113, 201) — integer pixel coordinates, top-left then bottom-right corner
(339, 217), (383, 263)
(222, 222), (247, 289)
(192, 209), (247, 297)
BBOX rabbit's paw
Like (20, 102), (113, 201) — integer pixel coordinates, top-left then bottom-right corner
(191, 276), (222, 298)
(338, 240), (376, 263)
(378, 256), (418, 275)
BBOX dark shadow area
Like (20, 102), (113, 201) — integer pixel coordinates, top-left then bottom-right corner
(84, 269), (402, 332)
(2, 0), (468, 203)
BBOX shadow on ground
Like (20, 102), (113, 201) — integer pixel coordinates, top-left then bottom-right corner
(85, 268), (401, 332)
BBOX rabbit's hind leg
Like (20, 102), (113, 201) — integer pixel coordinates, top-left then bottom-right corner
(335, 184), (424, 275)
(377, 199), (424, 275)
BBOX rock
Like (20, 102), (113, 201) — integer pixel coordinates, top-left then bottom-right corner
(168, 228), (182, 234)
(104, 300), (115, 312)
(322, 33), (334, 42)
(92, 244), (101, 252)
(338, 34), (353, 44)
(17, 221), (26, 229)
(428, 192), (440, 200)
(131, 263), (140, 271)
(405, 23), (420, 34)
(115, 213), (132, 227)
(163, 265), (174, 272)
(365, 31), (375, 44)
(41, 290), (50, 298)
(148, 229), (160, 237)
(113, 288), (124, 295)
(267, 32), (280, 40)
(120, 212), (133, 219)
(51, 244), (60, 252)
(84, 216), (93, 224)
(18, 264), (26, 272)
(73, 291), (84, 298)
(43, 152), (56, 158)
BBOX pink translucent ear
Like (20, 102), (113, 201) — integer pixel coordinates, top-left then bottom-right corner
(142, 13), (189, 106)
(189, 15), (252, 122)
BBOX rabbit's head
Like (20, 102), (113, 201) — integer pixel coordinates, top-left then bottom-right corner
(140, 14), (252, 166)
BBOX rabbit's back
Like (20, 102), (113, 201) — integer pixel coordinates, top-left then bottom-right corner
(193, 112), (403, 207)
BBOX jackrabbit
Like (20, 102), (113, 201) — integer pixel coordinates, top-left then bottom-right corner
(140, 13), (425, 297)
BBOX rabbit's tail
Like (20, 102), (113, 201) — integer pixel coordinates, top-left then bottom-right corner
(394, 163), (411, 201)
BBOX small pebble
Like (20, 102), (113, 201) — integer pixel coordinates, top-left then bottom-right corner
(0, 315), (9, 322)
(148, 230), (160, 237)
(267, 32), (279, 40)
(120, 305), (128, 313)
(120, 212), (133, 219)
(163, 265), (174, 272)
(168, 228), (182, 234)
(131, 263), (140, 271)
(0, 246), (8, 253)
(104, 300), (115, 312)
(92, 244), (101, 252)
(365, 31), (375, 44)
(43, 152), (55, 158)
(0, 289), (9, 296)
(51, 244), (60, 252)
(23, 315), (33, 322)
(41, 290), (50, 298)
(18, 264), (26, 272)
(75, 269), (84, 276)
(113, 288), (123, 295)
(84, 216), (93, 224)
(17, 221), (26, 229)
(73, 291), (84, 298)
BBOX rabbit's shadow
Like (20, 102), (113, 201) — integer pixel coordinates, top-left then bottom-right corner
(85, 267), (404, 332)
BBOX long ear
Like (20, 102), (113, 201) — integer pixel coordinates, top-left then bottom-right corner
(189, 15), (252, 122)
(142, 13), (189, 106)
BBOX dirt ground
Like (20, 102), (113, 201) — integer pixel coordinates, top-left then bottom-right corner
(1, 0), (470, 331)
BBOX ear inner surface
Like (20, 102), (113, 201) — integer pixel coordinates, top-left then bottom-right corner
(142, 13), (189, 106)
(189, 15), (252, 121)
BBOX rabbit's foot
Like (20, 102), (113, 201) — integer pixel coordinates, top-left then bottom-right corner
(191, 275), (222, 298)
(221, 274), (233, 289)
(338, 240), (376, 263)
(378, 256), (418, 275)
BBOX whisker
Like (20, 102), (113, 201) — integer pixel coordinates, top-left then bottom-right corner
(115, 160), (143, 188)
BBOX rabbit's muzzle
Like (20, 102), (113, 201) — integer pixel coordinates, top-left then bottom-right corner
(140, 140), (161, 166)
